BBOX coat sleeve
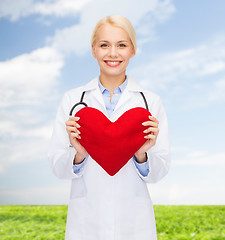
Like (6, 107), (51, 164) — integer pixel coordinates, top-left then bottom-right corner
(48, 92), (86, 179)
(135, 95), (171, 183)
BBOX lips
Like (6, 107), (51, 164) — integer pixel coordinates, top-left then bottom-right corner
(104, 60), (122, 67)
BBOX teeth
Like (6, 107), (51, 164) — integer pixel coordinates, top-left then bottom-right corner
(106, 61), (120, 65)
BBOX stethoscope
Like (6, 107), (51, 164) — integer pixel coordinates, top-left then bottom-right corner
(69, 91), (149, 117)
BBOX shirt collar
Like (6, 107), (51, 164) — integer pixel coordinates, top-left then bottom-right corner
(98, 76), (128, 94)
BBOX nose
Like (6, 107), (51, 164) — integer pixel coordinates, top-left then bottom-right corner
(109, 45), (118, 58)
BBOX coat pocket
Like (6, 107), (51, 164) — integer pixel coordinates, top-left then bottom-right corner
(70, 176), (87, 199)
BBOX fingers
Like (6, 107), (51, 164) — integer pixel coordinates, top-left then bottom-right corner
(65, 117), (81, 139)
(71, 132), (81, 139)
(66, 121), (81, 129)
(66, 117), (80, 127)
(149, 116), (159, 124)
(143, 127), (159, 135)
(70, 117), (80, 121)
(66, 126), (81, 134)
(142, 116), (159, 127)
(144, 133), (157, 140)
(66, 126), (81, 139)
(142, 115), (159, 141)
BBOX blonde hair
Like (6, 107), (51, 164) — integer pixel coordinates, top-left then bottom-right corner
(91, 15), (137, 53)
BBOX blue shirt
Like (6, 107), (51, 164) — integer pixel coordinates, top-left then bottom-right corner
(73, 78), (150, 176)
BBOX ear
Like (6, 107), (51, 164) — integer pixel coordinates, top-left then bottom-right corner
(130, 46), (136, 58)
(92, 45), (97, 59)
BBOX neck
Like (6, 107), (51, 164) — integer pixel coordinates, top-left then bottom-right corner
(99, 73), (126, 93)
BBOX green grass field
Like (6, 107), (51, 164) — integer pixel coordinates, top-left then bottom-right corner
(0, 205), (224, 239)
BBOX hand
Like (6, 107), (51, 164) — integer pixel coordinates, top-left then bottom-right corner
(65, 117), (87, 164)
(135, 116), (159, 162)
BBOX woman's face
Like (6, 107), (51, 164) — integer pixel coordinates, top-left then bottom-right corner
(92, 24), (135, 79)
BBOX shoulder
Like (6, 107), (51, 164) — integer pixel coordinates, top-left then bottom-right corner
(128, 76), (165, 118)
(142, 89), (164, 118)
(142, 88), (160, 101)
(64, 86), (84, 99)
(128, 76), (161, 104)
(142, 89), (161, 107)
(63, 76), (98, 101)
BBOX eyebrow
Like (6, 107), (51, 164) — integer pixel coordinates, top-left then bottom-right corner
(99, 40), (129, 43)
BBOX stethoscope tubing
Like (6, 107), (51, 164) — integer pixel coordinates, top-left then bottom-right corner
(69, 91), (149, 117)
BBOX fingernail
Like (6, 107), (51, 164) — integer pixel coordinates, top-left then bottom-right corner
(142, 122), (147, 126)
(76, 124), (81, 128)
(75, 117), (80, 121)
(143, 129), (148, 133)
(77, 130), (81, 135)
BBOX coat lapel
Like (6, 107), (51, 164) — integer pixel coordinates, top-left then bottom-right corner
(83, 77), (107, 114)
(112, 76), (144, 116)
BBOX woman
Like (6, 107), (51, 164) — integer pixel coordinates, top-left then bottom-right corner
(48, 15), (170, 240)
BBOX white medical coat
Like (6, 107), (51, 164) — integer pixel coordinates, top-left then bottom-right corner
(48, 76), (171, 240)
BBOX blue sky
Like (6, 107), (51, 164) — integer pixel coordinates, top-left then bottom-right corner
(0, 0), (225, 205)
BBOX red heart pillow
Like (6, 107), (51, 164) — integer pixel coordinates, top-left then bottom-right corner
(75, 107), (151, 176)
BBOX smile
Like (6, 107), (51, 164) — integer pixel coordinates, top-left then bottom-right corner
(104, 61), (122, 67)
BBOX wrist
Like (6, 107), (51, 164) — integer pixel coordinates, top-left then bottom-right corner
(134, 152), (147, 163)
(74, 152), (87, 165)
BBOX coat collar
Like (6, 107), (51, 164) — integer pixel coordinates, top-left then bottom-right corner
(81, 75), (144, 119)
(82, 75), (144, 93)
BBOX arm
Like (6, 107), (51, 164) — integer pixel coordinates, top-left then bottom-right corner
(48, 93), (87, 179)
(134, 96), (171, 183)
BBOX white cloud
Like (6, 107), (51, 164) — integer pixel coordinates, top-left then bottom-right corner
(0, 0), (32, 21)
(49, 0), (175, 55)
(172, 151), (225, 166)
(199, 61), (225, 75)
(0, 120), (53, 139)
(0, 165), (4, 174)
(33, 0), (91, 17)
(209, 77), (225, 101)
(50, 23), (93, 56)
(148, 183), (225, 205)
(0, 137), (50, 173)
(0, 0), (91, 21)
(171, 146), (190, 153)
(186, 151), (207, 158)
(0, 108), (55, 175)
(0, 0), (175, 55)
(0, 46), (64, 107)
(147, 146), (225, 205)
(130, 35), (225, 92)
(0, 47), (64, 174)
(0, 183), (70, 204)
(26, 124), (53, 139)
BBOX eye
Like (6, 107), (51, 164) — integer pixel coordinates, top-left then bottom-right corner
(100, 44), (108, 48)
(118, 43), (127, 48)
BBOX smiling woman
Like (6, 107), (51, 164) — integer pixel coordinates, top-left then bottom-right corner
(48, 15), (170, 240)
(91, 23), (135, 94)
